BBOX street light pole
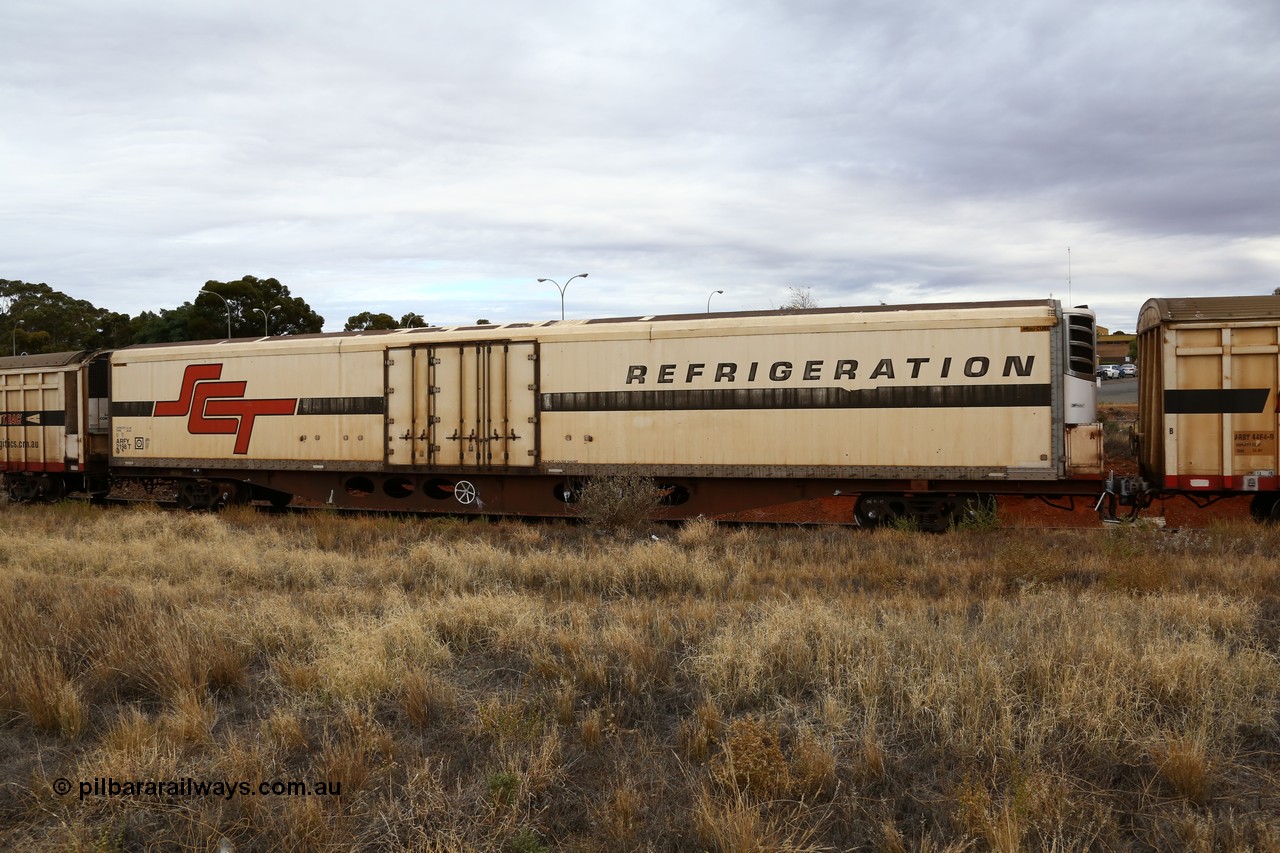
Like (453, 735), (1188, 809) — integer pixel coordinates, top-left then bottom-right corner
(707, 290), (724, 313)
(538, 273), (589, 321)
(253, 305), (283, 337)
(11, 319), (23, 356)
(199, 287), (233, 338)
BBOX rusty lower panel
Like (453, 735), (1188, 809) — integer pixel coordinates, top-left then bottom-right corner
(109, 465), (1107, 520)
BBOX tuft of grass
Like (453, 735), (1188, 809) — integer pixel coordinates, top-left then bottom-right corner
(1154, 733), (1213, 804)
(952, 496), (1001, 532)
(714, 717), (790, 800)
(401, 669), (458, 728)
(677, 515), (720, 548)
(599, 781), (644, 843)
(575, 475), (664, 532)
(488, 770), (521, 807)
(579, 707), (605, 748)
(790, 728), (837, 799)
(263, 707), (309, 753)
(692, 785), (827, 853)
(1, 651), (87, 740)
(507, 826), (549, 853)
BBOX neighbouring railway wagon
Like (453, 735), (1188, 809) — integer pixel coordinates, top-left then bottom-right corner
(0, 351), (110, 501)
(1137, 295), (1280, 520)
(96, 299), (1103, 525)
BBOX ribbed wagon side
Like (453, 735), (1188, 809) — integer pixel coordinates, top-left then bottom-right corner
(1137, 295), (1280, 520)
(0, 351), (111, 501)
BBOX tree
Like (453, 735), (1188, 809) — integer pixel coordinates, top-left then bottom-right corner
(399, 312), (427, 329)
(0, 275), (324, 351)
(127, 276), (323, 343)
(1, 279), (133, 354)
(190, 276), (324, 340)
(129, 309), (192, 344)
(780, 286), (819, 311)
(344, 312), (398, 332)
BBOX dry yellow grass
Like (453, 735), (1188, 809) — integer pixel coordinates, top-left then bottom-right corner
(0, 503), (1278, 850)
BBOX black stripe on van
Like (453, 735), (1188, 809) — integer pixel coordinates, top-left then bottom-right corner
(541, 384), (1052, 413)
(110, 401), (156, 418)
(296, 397), (385, 415)
(0, 410), (68, 426)
(1164, 388), (1270, 414)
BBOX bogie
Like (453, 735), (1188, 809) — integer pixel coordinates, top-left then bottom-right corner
(174, 480), (250, 511)
(854, 493), (997, 532)
(3, 473), (68, 503)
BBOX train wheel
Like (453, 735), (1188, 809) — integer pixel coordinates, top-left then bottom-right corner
(4, 475), (36, 503)
(36, 476), (66, 503)
(175, 480), (246, 511)
(854, 494), (907, 528)
(856, 493), (997, 531)
(214, 481), (251, 509)
(1250, 493), (1280, 524)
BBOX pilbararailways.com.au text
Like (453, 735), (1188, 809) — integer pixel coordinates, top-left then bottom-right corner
(58, 777), (341, 801)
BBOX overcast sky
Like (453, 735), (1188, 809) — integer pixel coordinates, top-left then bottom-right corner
(3, 0), (1278, 333)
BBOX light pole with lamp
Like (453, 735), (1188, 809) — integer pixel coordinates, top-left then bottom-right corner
(706, 290), (723, 313)
(253, 305), (283, 337)
(198, 287), (233, 338)
(11, 319), (23, 356)
(538, 273), (588, 321)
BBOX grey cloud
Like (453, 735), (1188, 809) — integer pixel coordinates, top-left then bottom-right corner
(1, 0), (1277, 337)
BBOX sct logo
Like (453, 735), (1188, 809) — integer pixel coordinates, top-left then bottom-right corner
(155, 364), (296, 454)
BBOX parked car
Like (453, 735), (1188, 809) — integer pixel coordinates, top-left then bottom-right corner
(1119, 363), (1137, 377)
(1096, 364), (1121, 379)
